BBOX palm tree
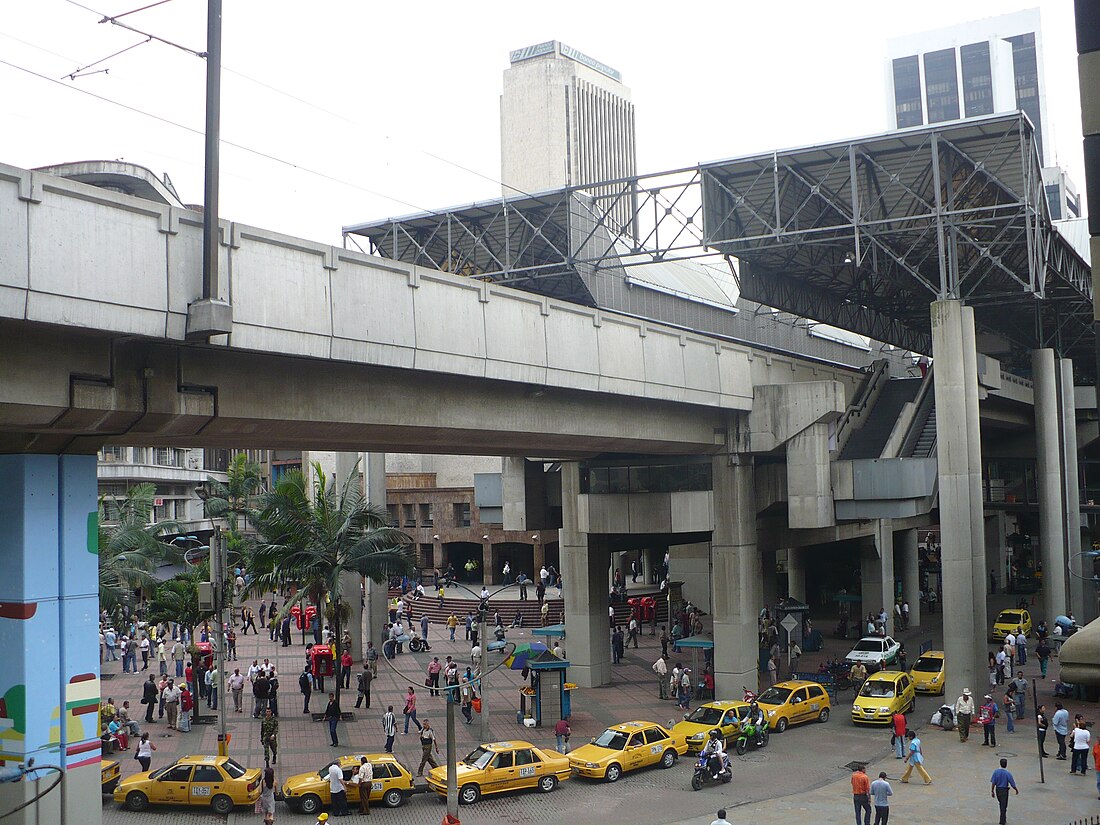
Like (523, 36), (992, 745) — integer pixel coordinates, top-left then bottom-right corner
(201, 453), (265, 535)
(148, 571), (213, 646)
(99, 483), (178, 619)
(246, 462), (413, 702)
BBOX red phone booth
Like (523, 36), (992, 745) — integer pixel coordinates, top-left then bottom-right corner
(195, 641), (214, 670)
(304, 605), (317, 628)
(291, 605), (303, 629)
(311, 644), (334, 677)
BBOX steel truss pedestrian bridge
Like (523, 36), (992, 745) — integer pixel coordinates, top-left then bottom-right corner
(345, 112), (1093, 378)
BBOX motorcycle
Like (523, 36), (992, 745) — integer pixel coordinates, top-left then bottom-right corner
(408, 635), (431, 653)
(734, 718), (770, 755)
(690, 752), (732, 790)
(741, 686), (758, 703)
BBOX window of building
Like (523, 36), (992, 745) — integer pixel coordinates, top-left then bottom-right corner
(419, 503), (433, 527)
(452, 502), (471, 527)
(892, 56), (923, 128)
(100, 498), (121, 523)
(152, 448), (181, 467)
(923, 48), (959, 123)
(580, 461), (711, 494)
(100, 446), (125, 463)
(419, 543), (434, 568)
(386, 504), (399, 525)
(1007, 33), (1043, 162)
(960, 42), (993, 117)
(403, 504), (416, 528)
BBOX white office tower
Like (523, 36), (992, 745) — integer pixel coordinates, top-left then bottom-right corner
(501, 41), (636, 230)
(886, 8), (1051, 165)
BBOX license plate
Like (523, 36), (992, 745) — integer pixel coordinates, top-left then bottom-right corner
(519, 766), (536, 777)
(192, 786), (211, 797)
(371, 781), (382, 791)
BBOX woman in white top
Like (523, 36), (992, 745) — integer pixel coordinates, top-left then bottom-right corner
(135, 733), (156, 771)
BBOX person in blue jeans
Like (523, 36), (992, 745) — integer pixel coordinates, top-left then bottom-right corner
(403, 687), (422, 735)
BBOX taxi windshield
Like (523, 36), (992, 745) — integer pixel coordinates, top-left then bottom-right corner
(999, 612), (1022, 623)
(462, 747), (494, 770)
(859, 681), (896, 699)
(684, 707), (725, 725)
(853, 640), (884, 652)
(593, 729), (630, 750)
(911, 657), (942, 673)
(757, 687), (792, 704)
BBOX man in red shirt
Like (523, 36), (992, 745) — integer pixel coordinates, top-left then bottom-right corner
(851, 765), (871, 825)
(340, 649), (353, 690)
(892, 711), (907, 759)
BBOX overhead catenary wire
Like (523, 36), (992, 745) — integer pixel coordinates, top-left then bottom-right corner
(0, 57), (431, 214)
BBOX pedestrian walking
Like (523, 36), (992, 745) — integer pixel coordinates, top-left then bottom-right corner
(340, 649), (352, 690)
(1092, 737), (1100, 799)
(891, 711), (907, 759)
(1036, 705), (1050, 756)
(135, 733), (156, 772)
(870, 771), (892, 825)
(1003, 686), (1017, 733)
(955, 688), (975, 742)
(258, 767), (276, 824)
(382, 706), (397, 752)
(653, 653), (669, 699)
(141, 675), (157, 723)
(299, 667), (312, 715)
(1070, 718), (1091, 775)
(990, 757), (1018, 825)
(1052, 702), (1070, 759)
(327, 761), (348, 815)
(323, 693), (341, 747)
(1015, 628), (1027, 666)
(447, 613), (458, 642)
(355, 756), (373, 815)
(979, 694), (1000, 748)
(261, 708), (279, 765)
(427, 657), (442, 697)
(711, 809), (732, 825)
(900, 731), (932, 784)
(402, 687), (422, 734)
(1012, 672), (1028, 720)
(850, 765), (871, 825)
(1036, 638), (1051, 678)
(355, 665), (372, 709)
(416, 720), (440, 776)
(253, 671), (270, 718)
(554, 715), (571, 754)
(162, 680), (181, 729)
(628, 616), (640, 649)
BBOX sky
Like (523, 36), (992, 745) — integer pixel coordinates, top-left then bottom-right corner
(0, 1), (1085, 247)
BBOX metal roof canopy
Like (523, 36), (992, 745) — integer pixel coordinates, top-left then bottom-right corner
(344, 113), (1093, 375)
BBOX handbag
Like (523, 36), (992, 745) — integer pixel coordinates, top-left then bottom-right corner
(471, 697), (482, 713)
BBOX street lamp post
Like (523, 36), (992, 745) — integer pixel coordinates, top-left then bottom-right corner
(211, 526), (229, 757)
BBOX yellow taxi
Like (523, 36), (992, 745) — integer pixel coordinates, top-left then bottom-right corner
(851, 670), (916, 725)
(426, 741), (570, 805)
(113, 755), (261, 814)
(992, 609), (1032, 641)
(909, 650), (946, 695)
(568, 721), (688, 783)
(671, 701), (752, 752)
(756, 680), (832, 733)
(282, 753), (415, 814)
(101, 759), (120, 795)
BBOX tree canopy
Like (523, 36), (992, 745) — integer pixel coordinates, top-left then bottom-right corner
(98, 482), (178, 615)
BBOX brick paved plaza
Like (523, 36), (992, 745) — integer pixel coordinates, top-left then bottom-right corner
(101, 590), (1098, 825)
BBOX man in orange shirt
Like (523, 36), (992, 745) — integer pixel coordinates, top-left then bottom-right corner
(892, 711), (907, 759)
(851, 764), (871, 825)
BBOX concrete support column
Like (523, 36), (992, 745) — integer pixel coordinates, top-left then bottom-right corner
(985, 512), (1009, 595)
(761, 549), (778, 611)
(0, 455), (100, 825)
(787, 548), (806, 603)
(711, 454), (761, 699)
(482, 543), (498, 585)
(860, 520), (894, 634)
(560, 463), (611, 687)
(1061, 359), (1091, 622)
(931, 299), (984, 698)
(668, 541), (712, 613)
(532, 540), (545, 575)
(898, 529), (920, 629)
(361, 454), (389, 659)
(1034, 349), (1068, 620)
(960, 307), (989, 650)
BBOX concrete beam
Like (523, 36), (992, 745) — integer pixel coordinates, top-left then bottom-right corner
(745, 380), (846, 453)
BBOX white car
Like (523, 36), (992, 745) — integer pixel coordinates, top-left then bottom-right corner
(843, 636), (901, 672)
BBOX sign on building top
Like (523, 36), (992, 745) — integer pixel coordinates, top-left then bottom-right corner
(508, 40), (622, 83)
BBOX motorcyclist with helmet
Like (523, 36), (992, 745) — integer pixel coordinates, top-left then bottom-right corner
(748, 701), (765, 746)
(700, 728), (727, 779)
